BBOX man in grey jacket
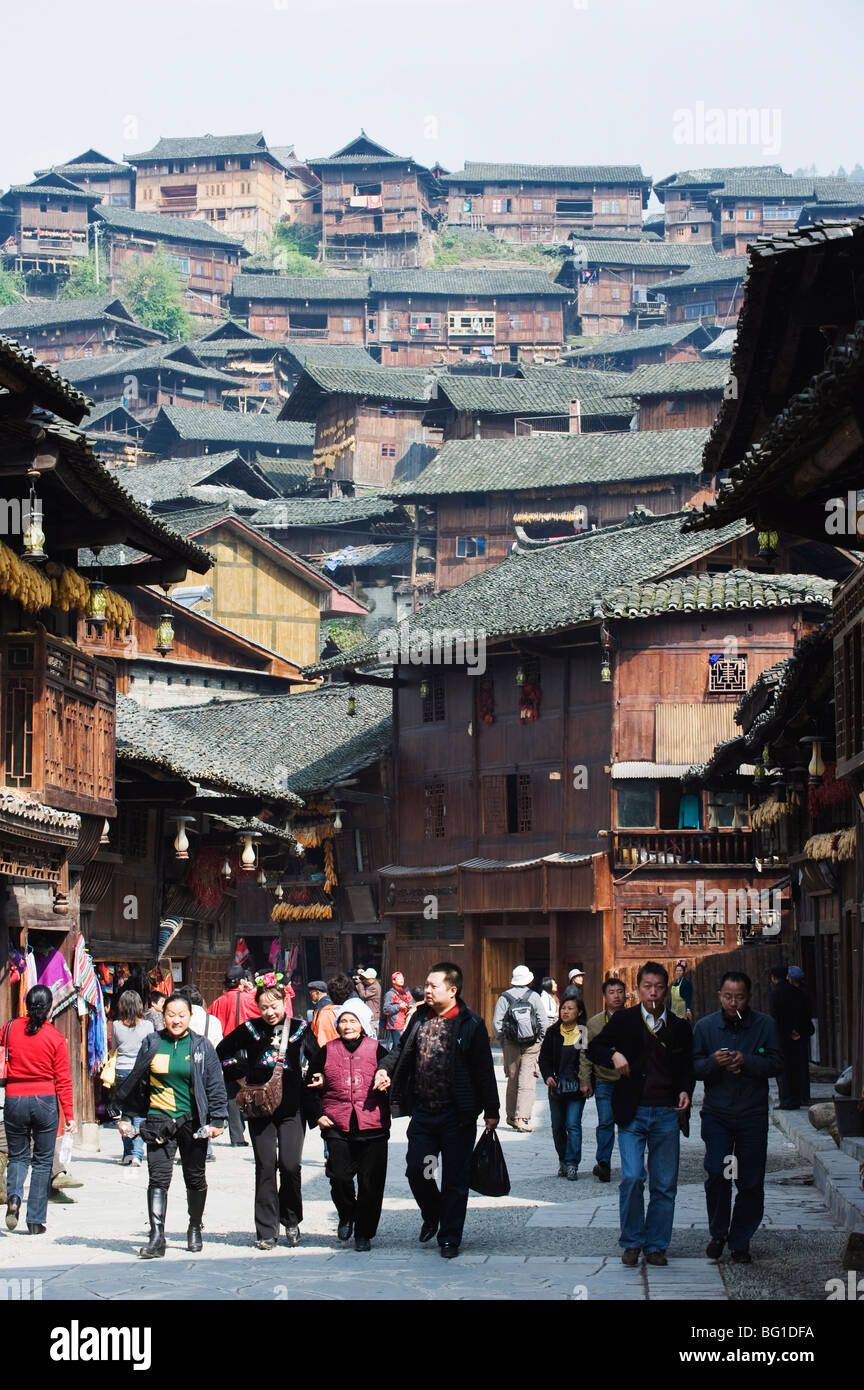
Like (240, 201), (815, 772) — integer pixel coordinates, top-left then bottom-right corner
(493, 966), (546, 1132)
(693, 970), (783, 1265)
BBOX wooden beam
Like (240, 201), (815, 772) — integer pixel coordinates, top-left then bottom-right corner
(77, 561), (193, 585)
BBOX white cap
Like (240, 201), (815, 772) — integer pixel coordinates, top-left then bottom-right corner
(359, 967), (378, 980)
(510, 965), (534, 987)
(568, 968), (584, 980)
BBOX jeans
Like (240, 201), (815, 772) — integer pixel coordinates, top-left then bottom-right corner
(326, 1131), (388, 1239)
(226, 1082), (247, 1144)
(617, 1105), (681, 1253)
(548, 1089), (585, 1165)
(117, 1069), (144, 1161)
(248, 1109), (305, 1240)
(5, 1094), (59, 1226)
(501, 1040), (541, 1122)
(593, 1080), (617, 1166)
(385, 1028), (403, 1052)
(405, 1105), (477, 1247)
(701, 1108), (769, 1252)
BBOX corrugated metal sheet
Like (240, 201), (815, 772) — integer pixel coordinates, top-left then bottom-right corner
(655, 704), (739, 764)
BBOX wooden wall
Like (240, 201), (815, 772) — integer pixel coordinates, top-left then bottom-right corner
(637, 392), (723, 431)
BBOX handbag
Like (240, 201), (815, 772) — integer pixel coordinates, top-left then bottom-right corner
(0, 1020), (11, 1086)
(100, 1049), (118, 1088)
(555, 1076), (582, 1095)
(235, 1021), (291, 1119)
(469, 1128), (511, 1197)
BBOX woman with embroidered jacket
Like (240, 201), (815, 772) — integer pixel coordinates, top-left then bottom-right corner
(306, 1007), (391, 1251)
(216, 975), (314, 1250)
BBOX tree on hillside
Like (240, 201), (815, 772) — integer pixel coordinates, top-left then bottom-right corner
(119, 245), (192, 338)
(272, 221), (325, 275)
(59, 252), (102, 299)
(0, 266), (25, 306)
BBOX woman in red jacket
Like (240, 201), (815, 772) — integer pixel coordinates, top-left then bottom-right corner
(4, 985), (76, 1234)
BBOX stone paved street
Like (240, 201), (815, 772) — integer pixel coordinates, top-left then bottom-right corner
(0, 1066), (848, 1301)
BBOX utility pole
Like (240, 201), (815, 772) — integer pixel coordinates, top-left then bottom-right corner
(92, 221), (100, 285)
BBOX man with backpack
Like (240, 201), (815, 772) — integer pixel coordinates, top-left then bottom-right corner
(492, 966), (547, 1132)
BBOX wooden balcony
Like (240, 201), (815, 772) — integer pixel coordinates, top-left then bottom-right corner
(614, 828), (756, 868)
(286, 325), (329, 339)
(1, 632), (116, 819)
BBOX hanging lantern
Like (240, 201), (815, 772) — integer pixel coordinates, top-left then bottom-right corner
(757, 529), (779, 560)
(86, 578), (108, 628)
(600, 655), (612, 683)
(515, 662), (526, 686)
(100, 819), (111, 845)
(155, 612), (175, 657)
(801, 737), (825, 785)
(22, 478), (46, 562)
(419, 678), (430, 700)
(347, 691), (357, 717)
(238, 830), (260, 870)
(257, 867), (267, 887)
(274, 883), (284, 901)
(221, 857), (233, 880)
(172, 816), (193, 860)
(332, 809), (343, 832)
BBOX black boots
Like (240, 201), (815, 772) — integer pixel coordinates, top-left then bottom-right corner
(186, 1187), (206, 1252)
(139, 1188), (167, 1259)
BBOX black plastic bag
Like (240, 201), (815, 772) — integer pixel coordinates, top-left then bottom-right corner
(469, 1127), (511, 1197)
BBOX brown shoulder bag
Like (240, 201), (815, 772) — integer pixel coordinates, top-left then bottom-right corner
(235, 1021), (289, 1119)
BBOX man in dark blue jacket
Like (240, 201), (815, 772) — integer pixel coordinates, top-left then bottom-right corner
(693, 970), (783, 1265)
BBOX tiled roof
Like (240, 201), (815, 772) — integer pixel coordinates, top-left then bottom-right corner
(112, 453), (278, 505)
(651, 256), (750, 292)
(231, 273), (370, 303)
(115, 694), (304, 802)
(709, 176), (853, 201)
(441, 163), (649, 186)
(572, 242), (721, 269)
(701, 328), (737, 356)
(254, 456), (316, 493)
(654, 167), (784, 192)
(606, 360), (731, 396)
(323, 541), (413, 569)
(280, 342), (379, 371)
(567, 227), (663, 242)
(0, 336), (92, 422)
(0, 791), (81, 834)
(0, 295), (161, 335)
(142, 405), (314, 449)
(566, 323), (713, 361)
(84, 399), (143, 431)
(165, 683), (392, 795)
(250, 496), (403, 527)
(369, 268), (570, 298)
(440, 369), (633, 416)
(279, 364), (435, 419)
(2, 174), (98, 203)
(390, 427), (710, 498)
(603, 569), (833, 618)
(57, 342), (238, 388)
(307, 510), (751, 672)
(93, 205), (246, 250)
(192, 337), (281, 359)
(126, 132), (279, 164)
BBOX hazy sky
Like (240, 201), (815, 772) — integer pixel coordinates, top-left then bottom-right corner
(2, 0), (862, 191)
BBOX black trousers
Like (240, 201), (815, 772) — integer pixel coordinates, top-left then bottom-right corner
(779, 1040), (802, 1106)
(326, 1131), (388, 1239)
(405, 1105), (476, 1247)
(701, 1109), (769, 1252)
(248, 1109), (304, 1240)
(145, 1119), (207, 1222)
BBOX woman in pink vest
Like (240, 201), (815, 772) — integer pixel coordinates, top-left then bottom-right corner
(307, 1006), (390, 1251)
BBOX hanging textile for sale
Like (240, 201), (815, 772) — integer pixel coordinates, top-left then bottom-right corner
(33, 942), (77, 1019)
(19, 948), (38, 1016)
(268, 937), (281, 968)
(73, 935), (109, 1074)
(7, 946), (25, 986)
(73, 936), (100, 1010)
(235, 937), (251, 967)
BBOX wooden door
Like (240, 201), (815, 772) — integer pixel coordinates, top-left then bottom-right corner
(482, 937), (524, 1035)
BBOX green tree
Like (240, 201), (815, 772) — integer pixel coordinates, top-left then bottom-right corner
(0, 266), (25, 306)
(59, 252), (102, 299)
(271, 221), (325, 276)
(119, 245), (193, 338)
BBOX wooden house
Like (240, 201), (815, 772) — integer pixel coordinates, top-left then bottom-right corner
(141, 404), (314, 461)
(653, 168), (781, 245)
(56, 343), (239, 420)
(0, 173), (100, 291)
(91, 206), (247, 319)
(0, 336), (210, 1125)
(563, 240), (724, 336)
(126, 132), (286, 254)
(0, 295), (164, 363)
(435, 369), (635, 437)
(188, 321), (289, 411)
(80, 401), (148, 464)
(390, 428), (717, 591)
(650, 257), (749, 328)
(565, 322), (721, 371)
(230, 272), (370, 344)
(440, 163), (650, 243)
(270, 144), (322, 231)
(708, 175), (854, 255)
(306, 510), (832, 1026)
(606, 359), (730, 431)
(110, 449), (279, 516)
(307, 132), (444, 268)
(277, 341), (380, 394)
(35, 150), (134, 207)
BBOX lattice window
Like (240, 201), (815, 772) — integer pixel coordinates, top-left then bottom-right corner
(516, 774), (533, 832)
(422, 677), (446, 724)
(3, 679), (34, 788)
(482, 775), (507, 834)
(622, 908), (668, 948)
(116, 806), (149, 860)
(708, 653), (747, 694)
(679, 911), (726, 947)
(424, 782), (446, 839)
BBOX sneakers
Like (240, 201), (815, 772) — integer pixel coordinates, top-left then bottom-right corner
(5, 1197), (20, 1231)
(706, 1237), (725, 1259)
(566, 1164), (578, 1181)
(644, 1251), (668, 1266)
(593, 1161), (611, 1183)
(621, 1248), (641, 1267)
(557, 1162), (568, 1178)
(284, 1225), (300, 1247)
(255, 1238), (277, 1250)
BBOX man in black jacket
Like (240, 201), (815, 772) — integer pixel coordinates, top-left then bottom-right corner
(769, 965), (812, 1109)
(375, 961), (499, 1259)
(587, 961), (693, 1267)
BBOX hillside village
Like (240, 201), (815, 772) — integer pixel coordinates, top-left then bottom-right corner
(0, 125), (862, 1147)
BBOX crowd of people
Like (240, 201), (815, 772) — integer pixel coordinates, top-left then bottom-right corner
(0, 954), (814, 1265)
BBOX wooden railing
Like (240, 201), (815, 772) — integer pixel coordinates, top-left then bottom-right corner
(287, 326), (329, 339)
(1, 632), (116, 818)
(614, 828), (755, 867)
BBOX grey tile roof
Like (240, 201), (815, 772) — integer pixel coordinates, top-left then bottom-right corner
(654, 167), (784, 192)
(192, 338), (281, 359)
(93, 205), (246, 250)
(231, 273), (370, 303)
(0, 295), (160, 334)
(567, 227), (663, 242)
(57, 342), (238, 388)
(165, 683), (392, 795)
(250, 496), (403, 527)
(606, 360), (731, 396)
(323, 541), (413, 569)
(0, 335), (92, 422)
(280, 342), (380, 371)
(255, 456), (316, 493)
(83, 399), (143, 431)
(307, 510), (751, 671)
(2, 174), (99, 203)
(441, 163), (649, 186)
(709, 176), (853, 201)
(115, 694), (304, 802)
(112, 453), (278, 505)
(603, 569), (833, 617)
(442, 368), (633, 416)
(391, 426), (710, 498)
(565, 323), (712, 361)
(572, 241), (720, 269)
(279, 364), (435, 419)
(38, 150), (132, 178)
(126, 132), (279, 164)
(701, 329), (737, 356)
(368, 268), (570, 298)
(142, 405), (315, 449)
(651, 256), (750, 292)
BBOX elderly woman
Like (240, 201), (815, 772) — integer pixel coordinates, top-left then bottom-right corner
(217, 973), (314, 1251)
(307, 1007), (391, 1251)
(114, 993), (227, 1259)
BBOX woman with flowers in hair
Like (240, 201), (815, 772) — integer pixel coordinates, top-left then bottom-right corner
(217, 972), (315, 1250)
